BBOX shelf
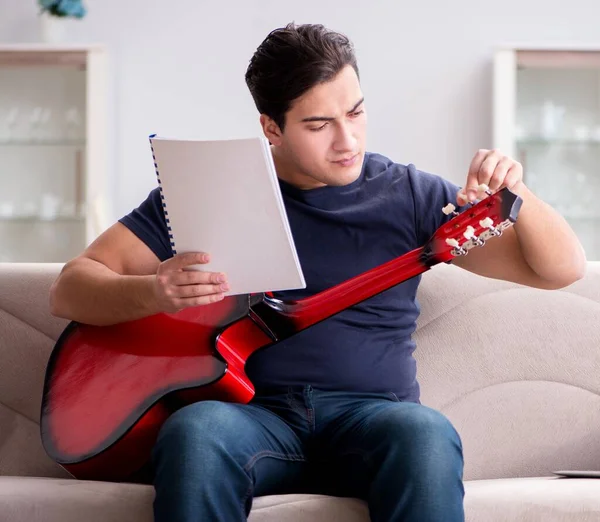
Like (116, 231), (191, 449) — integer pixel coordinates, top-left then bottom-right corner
(516, 138), (600, 146)
(494, 48), (600, 261)
(0, 44), (108, 259)
(516, 50), (600, 69)
(0, 49), (89, 68)
(0, 214), (87, 263)
(0, 215), (85, 223)
(0, 140), (86, 147)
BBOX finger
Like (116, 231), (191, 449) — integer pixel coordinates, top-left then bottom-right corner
(488, 157), (513, 191)
(162, 252), (210, 271)
(170, 270), (227, 286)
(466, 149), (489, 200)
(174, 293), (226, 308)
(503, 165), (522, 190)
(477, 151), (502, 190)
(171, 282), (230, 298)
(456, 188), (469, 206)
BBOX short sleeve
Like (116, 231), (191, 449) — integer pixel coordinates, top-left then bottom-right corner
(118, 187), (173, 262)
(407, 164), (464, 246)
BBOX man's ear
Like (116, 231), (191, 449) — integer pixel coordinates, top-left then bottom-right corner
(260, 114), (283, 146)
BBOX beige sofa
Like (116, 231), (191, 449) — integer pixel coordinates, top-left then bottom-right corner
(1, 261), (600, 522)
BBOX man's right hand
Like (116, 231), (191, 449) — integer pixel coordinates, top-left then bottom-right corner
(153, 252), (229, 313)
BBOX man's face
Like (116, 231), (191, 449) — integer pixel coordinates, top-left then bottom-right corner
(263, 65), (367, 189)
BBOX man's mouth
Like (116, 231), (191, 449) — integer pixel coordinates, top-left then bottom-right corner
(333, 153), (359, 167)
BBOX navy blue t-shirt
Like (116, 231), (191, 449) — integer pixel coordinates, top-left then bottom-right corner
(119, 152), (461, 403)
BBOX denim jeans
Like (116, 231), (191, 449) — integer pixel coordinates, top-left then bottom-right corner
(152, 386), (464, 522)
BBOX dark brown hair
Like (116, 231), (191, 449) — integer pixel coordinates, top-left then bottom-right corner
(245, 23), (359, 131)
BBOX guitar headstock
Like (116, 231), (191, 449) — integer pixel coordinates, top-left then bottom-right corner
(421, 185), (523, 266)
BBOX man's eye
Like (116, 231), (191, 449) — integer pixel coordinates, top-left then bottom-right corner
(310, 123), (328, 132)
(351, 110), (364, 117)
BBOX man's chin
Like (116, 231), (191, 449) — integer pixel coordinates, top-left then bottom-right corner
(327, 168), (362, 187)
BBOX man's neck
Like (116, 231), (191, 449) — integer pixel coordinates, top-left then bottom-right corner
(271, 147), (325, 190)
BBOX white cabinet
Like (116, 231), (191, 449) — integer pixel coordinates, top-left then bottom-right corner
(0, 44), (108, 262)
(494, 46), (600, 261)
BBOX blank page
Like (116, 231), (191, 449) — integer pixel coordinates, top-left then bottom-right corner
(149, 135), (306, 296)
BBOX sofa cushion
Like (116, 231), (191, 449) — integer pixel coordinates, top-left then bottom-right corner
(249, 494), (369, 522)
(2, 476), (600, 522)
(0, 477), (154, 522)
(464, 476), (600, 521)
(0, 404), (70, 479)
(0, 477), (370, 522)
(0, 308), (70, 478)
(0, 263), (69, 341)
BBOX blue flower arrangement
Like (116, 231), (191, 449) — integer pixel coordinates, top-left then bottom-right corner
(38, 0), (87, 18)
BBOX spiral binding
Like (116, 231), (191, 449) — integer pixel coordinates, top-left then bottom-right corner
(149, 134), (177, 255)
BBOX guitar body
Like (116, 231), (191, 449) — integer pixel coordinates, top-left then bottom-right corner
(41, 187), (522, 483)
(41, 294), (274, 482)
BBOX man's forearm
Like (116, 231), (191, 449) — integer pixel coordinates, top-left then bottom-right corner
(511, 181), (587, 286)
(49, 258), (162, 326)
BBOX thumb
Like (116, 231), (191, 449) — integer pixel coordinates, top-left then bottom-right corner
(456, 188), (469, 206)
(464, 174), (480, 202)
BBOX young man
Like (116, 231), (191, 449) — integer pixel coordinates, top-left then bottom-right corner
(49, 23), (586, 522)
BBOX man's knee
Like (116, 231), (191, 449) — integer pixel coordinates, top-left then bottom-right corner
(378, 404), (463, 468)
(154, 400), (242, 456)
(400, 405), (460, 443)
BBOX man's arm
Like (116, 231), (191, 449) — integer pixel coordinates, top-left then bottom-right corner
(450, 150), (586, 290)
(50, 223), (229, 326)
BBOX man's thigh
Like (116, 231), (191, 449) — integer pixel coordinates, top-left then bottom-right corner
(153, 397), (311, 496)
(312, 395), (462, 498)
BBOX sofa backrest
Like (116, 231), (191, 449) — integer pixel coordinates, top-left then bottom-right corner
(0, 262), (599, 481)
(415, 262), (600, 480)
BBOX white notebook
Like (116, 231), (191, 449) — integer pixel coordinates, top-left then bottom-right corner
(149, 134), (306, 296)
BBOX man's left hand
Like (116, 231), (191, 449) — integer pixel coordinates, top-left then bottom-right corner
(459, 148), (524, 204)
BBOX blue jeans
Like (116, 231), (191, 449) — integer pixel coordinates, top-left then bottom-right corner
(151, 386), (464, 522)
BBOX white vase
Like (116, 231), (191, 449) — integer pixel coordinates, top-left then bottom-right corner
(39, 13), (67, 44)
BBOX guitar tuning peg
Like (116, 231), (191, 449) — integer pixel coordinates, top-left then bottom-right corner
(479, 216), (502, 237)
(442, 203), (459, 216)
(463, 225), (475, 239)
(478, 183), (492, 196)
(445, 237), (467, 256)
(463, 225), (485, 246)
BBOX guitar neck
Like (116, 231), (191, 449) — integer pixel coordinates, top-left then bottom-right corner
(252, 246), (448, 339)
(250, 188), (522, 342)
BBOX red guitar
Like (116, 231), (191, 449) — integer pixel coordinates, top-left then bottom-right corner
(41, 186), (522, 482)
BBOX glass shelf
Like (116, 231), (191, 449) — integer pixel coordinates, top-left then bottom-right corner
(0, 215), (84, 223)
(0, 216), (86, 263)
(0, 139), (86, 147)
(516, 138), (600, 146)
(0, 45), (108, 262)
(494, 48), (600, 260)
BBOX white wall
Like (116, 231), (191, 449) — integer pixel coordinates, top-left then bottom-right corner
(1, 0), (600, 222)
